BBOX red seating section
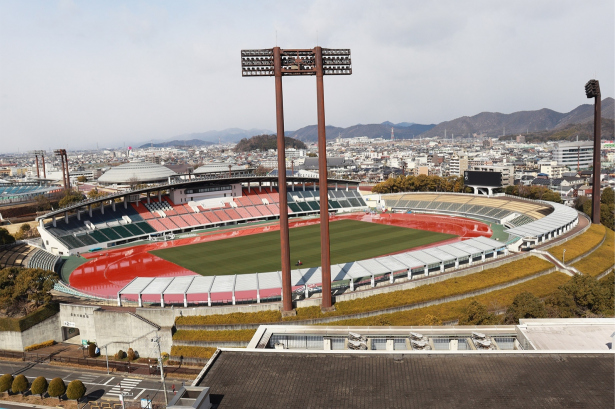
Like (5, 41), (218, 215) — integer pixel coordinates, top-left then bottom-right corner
(148, 219), (166, 232)
(246, 207), (262, 218)
(225, 208), (241, 220)
(257, 205), (273, 216)
(235, 207), (251, 219)
(131, 201), (156, 220)
(181, 214), (199, 226)
(266, 204), (280, 216)
(141, 190), (285, 232)
(170, 216), (189, 229)
(159, 218), (178, 231)
(214, 210), (231, 222)
(193, 212), (209, 225)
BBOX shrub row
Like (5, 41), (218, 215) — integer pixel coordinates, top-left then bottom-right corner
(326, 272), (572, 326)
(548, 224), (606, 262)
(24, 340), (56, 352)
(0, 374), (86, 401)
(176, 256), (553, 326)
(173, 329), (256, 342)
(170, 346), (217, 360)
(572, 228), (615, 276)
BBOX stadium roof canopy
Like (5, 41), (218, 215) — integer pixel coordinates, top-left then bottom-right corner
(38, 174), (359, 220)
(117, 236), (507, 306)
(505, 202), (578, 239)
(97, 161), (177, 184)
(194, 163), (247, 174)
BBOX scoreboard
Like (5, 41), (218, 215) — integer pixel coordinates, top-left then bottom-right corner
(464, 171), (502, 187)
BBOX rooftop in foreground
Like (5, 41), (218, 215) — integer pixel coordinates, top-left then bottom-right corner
(190, 319), (614, 408)
(196, 351), (613, 408)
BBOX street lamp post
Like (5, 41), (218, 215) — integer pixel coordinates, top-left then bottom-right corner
(585, 79), (601, 224)
(563, 249), (566, 264)
(241, 47), (351, 312)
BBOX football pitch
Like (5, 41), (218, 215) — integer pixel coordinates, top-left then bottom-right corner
(150, 219), (457, 276)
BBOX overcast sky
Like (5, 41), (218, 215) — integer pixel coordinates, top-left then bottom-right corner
(0, 0), (613, 153)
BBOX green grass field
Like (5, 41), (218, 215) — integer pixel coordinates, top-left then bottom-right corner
(150, 219), (456, 276)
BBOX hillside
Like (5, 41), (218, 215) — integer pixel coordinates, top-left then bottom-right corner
(139, 139), (214, 148)
(234, 134), (307, 152)
(288, 123), (436, 142)
(419, 97), (614, 139)
(499, 117), (614, 143)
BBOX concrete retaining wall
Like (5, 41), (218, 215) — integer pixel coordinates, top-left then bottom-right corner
(0, 313), (62, 352)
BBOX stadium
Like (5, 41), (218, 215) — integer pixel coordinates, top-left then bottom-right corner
(18, 165), (581, 308)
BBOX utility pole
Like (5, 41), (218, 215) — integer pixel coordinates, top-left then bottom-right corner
(151, 336), (168, 405)
(105, 346), (109, 374)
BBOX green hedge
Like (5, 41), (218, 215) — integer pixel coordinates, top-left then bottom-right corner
(0, 303), (60, 332)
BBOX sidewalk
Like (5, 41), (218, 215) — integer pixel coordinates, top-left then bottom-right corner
(3, 342), (200, 380)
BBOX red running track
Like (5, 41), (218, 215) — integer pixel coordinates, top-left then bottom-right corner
(69, 213), (491, 298)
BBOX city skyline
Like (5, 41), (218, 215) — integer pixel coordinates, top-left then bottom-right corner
(1, 0), (613, 153)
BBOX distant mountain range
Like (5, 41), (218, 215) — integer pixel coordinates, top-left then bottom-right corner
(137, 128), (273, 148)
(137, 98), (613, 148)
(420, 97), (614, 139)
(139, 139), (215, 148)
(286, 122), (436, 142)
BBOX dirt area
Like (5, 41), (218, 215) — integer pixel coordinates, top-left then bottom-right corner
(2, 221), (38, 235)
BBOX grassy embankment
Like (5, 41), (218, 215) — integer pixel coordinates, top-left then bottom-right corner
(548, 224), (606, 262)
(572, 228), (614, 276)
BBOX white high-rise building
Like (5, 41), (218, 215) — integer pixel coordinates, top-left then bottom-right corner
(449, 154), (468, 176)
(553, 141), (593, 170)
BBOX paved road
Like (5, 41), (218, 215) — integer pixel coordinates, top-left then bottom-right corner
(0, 360), (182, 403)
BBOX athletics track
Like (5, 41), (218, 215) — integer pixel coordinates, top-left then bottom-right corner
(68, 213), (492, 299)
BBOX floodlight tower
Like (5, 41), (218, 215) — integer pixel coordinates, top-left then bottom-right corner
(585, 79), (601, 224)
(241, 47), (352, 312)
(54, 149), (70, 189)
(33, 150), (46, 179)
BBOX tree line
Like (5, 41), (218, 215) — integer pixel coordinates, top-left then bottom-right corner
(371, 175), (467, 194)
(459, 273), (613, 325)
(504, 185), (562, 203)
(0, 267), (58, 317)
(573, 187), (614, 230)
(234, 134), (307, 152)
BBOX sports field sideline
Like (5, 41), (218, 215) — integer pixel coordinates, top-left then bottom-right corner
(150, 219), (456, 276)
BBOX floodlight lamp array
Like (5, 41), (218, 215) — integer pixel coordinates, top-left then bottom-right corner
(241, 49), (274, 76)
(280, 50), (316, 74)
(241, 48), (351, 77)
(322, 49), (352, 75)
(585, 79), (600, 98)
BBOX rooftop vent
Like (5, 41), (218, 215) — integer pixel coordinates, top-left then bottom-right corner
(167, 387), (211, 409)
(410, 332), (424, 341)
(472, 332), (486, 340)
(349, 332), (366, 342)
(348, 339), (368, 350)
(411, 340), (431, 350)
